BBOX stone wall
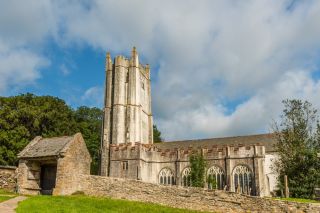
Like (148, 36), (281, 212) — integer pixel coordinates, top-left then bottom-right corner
(264, 153), (278, 195)
(77, 175), (320, 213)
(53, 133), (91, 195)
(0, 166), (16, 191)
(17, 160), (42, 195)
(108, 142), (272, 196)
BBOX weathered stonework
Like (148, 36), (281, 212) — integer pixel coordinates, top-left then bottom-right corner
(53, 133), (92, 195)
(100, 47), (153, 176)
(75, 175), (320, 213)
(0, 166), (17, 191)
(107, 140), (274, 196)
(17, 133), (91, 195)
(100, 48), (280, 197)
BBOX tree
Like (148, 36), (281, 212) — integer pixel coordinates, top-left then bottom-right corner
(273, 99), (320, 198)
(0, 94), (103, 175)
(0, 93), (77, 165)
(189, 153), (206, 187)
(74, 106), (103, 175)
(153, 125), (163, 143)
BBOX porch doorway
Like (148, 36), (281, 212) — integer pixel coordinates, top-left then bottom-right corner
(40, 165), (57, 195)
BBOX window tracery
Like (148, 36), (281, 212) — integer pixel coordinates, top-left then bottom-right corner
(233, 165), (253, 195)
(159, 168), (175, 185)
(207, 166), (225, 190)
(181, 167), (192, 187)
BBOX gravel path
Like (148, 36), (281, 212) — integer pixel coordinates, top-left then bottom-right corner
(0, 196), (27, 213)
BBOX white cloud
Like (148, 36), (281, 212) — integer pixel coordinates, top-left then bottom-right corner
(81, 86), (103, 107)
(60, 64), (71, 76)
(0, 41), (49, 93)
(1, 0), (320, 140)
(157, 71), (320, 140)
(0, 0), (55, 94)
(0, 0), (57, 45)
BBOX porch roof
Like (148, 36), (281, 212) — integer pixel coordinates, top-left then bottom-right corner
(18, 136), (74, 159)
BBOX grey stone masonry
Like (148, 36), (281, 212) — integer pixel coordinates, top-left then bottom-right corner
(17, 133), (91, 195)
(100, 47), (153, 176)
(76, 175), (320, 213)
(0, 166), (17, 191)
(107, 140), (273, 196)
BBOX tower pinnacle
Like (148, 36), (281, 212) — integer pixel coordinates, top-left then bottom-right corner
(132, 46), (137, 55)
(131, 46), (139, 67)
(106, 52), (112, 71)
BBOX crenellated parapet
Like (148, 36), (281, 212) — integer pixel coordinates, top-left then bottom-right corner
(139, 63), (151, 80)
(109, 142), (265, 162)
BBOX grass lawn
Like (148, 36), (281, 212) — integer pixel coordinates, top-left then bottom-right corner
(0, 195), (13, 203)
(273, 197), (320, 203)
(0, 188), (15, 195)
(16, 195), (207, 213)
(0, 188), (16, 203)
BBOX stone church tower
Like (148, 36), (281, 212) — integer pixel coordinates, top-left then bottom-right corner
(100, 47), (153, 176)
(98, 48), (277, 197)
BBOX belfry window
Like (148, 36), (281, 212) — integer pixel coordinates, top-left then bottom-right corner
(122, 161), (128, 171)
(181, 167), (192, 187)
(126, 72), (129, 83)
(159, 168), (175, 185)
(207, 166), (225, 190)
(233, 165), (253, 195)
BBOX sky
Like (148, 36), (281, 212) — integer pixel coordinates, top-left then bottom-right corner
(1, 0), (320, 141)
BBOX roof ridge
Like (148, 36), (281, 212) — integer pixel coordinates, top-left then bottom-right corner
(18, 134), (78, 159)
(42, 135), (73, 140)
(163, 133), (274, 143)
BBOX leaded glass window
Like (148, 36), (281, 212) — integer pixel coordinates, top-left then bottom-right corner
(159, 168), (175, 185)
(207, 166), (225, 190)
(233, 165), (253, 195)
(181, 167), (192, 187)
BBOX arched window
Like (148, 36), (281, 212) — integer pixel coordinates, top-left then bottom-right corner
(159, 168), (175, 185)
(181, 167), (192, 187)
(207, 166), (225, 190)
(233, 165), (253, 195)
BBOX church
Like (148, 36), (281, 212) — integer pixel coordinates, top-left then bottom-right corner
(99, 47), (278, 197)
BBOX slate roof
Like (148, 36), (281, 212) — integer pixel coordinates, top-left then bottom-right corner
(18, 136), (74, 158)
(154, 133), (277, 153)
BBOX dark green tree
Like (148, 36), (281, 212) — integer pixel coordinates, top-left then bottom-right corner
(189, 153), (206, 187)
(153, 125), (163, 143)
(74, 106), (102, 174)
(0, 93), (77, 165)
(273, 99), (320, 198)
